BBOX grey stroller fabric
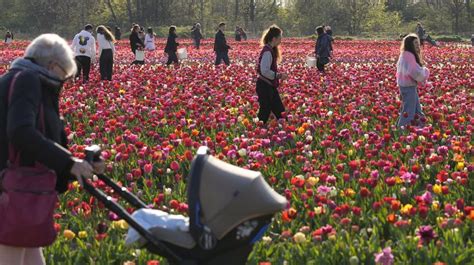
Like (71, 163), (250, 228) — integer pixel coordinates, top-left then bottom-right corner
(197, 155), (287, 240)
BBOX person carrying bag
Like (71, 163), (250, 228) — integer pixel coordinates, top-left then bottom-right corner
(0, 72), (58, 248)
(0, 34), (104, 265)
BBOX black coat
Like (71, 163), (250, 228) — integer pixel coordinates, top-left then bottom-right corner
(316, 33), (331, 58)
(164, 33), (179, 53)
(115, 29), (122, 40)
(129, 31), (144, 53)
(235, 30), (242, 41)
(214, 30), (230, 52)
(191, 28), (203, 40)
(0, 69), (74, 193)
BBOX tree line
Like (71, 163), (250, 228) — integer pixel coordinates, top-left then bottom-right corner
(0, 0), (472, 38)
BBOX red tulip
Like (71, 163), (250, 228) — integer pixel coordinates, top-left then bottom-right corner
(144, 163), (153, 174)
(170, 161), (180, 171)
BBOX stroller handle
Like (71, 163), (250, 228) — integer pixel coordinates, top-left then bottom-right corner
(81, 177), (183, 263)
(83, 146), (183, 263)
(97, 174), (148, 209)
(85, 145), (148, 209)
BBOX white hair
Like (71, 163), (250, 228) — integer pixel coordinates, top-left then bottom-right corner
(24, 34), (77, 78)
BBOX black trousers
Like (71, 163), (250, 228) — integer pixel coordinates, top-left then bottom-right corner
(194, 38), (201, 49)
(215, 51), (230, 66)
(99, 49), (113, 81)
(166, 52), (178, 65)
(316, 58), (326, 72)
(256, 79), (285, 124)
(75, 56), (91, 83)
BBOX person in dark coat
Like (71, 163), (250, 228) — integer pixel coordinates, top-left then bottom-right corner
(0, 34), (103, 264)
(165, 26), (180, 66)
(325, 25), (334, 53)
(191, 23), (203, 49)
(214, 22), (231, 66)
(115, 26), (122, 40)
(4, 31), (13, 44)
(415, 22), (426, 46)
(235, 26), (242, 41)
(129, 25), (144, 55)
(139, 27), (146, 44)
(240, 28), (248, 41)
(315, 26), (331, 73)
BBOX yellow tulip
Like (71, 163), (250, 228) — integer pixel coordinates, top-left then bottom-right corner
(78, 231), (87, 239)
(345, 188), (356, 198)
(63, 229), (76, 240)
(72, 181), (80, 189)
(433, 184), (442, 194)
(401, 204), (413, 215)
(307, 177), (319, 186)
(113, 220), (129, 230)
(395, 176), (403, 184)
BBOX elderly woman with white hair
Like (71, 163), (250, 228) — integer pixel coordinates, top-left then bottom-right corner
(0, 34), (104, 265)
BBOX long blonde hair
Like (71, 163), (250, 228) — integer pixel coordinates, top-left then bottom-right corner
(97, 25), (115, 42)
(260, 25), (283, 63)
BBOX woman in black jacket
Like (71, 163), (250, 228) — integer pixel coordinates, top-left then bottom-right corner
(164, 26), (180, 66)
(129, 25), (144, 55)
(214, 22), (231, 66)
(0, 34), (103, 264)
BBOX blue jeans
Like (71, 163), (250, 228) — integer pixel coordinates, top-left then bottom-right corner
(397, 86), (425, 127)
(215, 51), (230, 66)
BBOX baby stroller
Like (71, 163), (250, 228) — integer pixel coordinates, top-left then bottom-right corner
(83, 146), (287, 265)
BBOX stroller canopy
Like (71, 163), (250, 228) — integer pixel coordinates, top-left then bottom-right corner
(188, 147), (287, 241)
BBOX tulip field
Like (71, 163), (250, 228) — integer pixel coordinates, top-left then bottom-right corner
(0, 39), (473, 265)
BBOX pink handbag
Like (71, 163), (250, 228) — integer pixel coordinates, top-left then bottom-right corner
(0, 72), (58, 247)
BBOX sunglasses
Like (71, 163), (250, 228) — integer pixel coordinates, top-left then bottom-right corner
(50, 61), (73, 82)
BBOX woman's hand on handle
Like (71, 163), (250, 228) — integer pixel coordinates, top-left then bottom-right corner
(92, 160), (106, 175)
(70, 158), (94, 186)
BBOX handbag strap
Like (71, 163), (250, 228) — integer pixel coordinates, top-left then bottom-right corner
(7, 71), (46, 167)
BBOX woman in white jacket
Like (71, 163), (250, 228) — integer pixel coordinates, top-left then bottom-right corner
(144, 28), (156, 51)
(96, 25), (115, 81)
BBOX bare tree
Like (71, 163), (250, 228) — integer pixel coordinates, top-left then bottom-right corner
(105, 0), (120, 26)
(444, 0), (466, 34)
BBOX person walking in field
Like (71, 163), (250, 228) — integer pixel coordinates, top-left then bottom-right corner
(255, 25), (288, 124)
(214, 23), (231, 66)
(72, 24), (96, 84)
(396, 34), (430, 127)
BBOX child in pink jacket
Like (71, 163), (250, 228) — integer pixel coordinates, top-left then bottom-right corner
(396, 33), (430, 127)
